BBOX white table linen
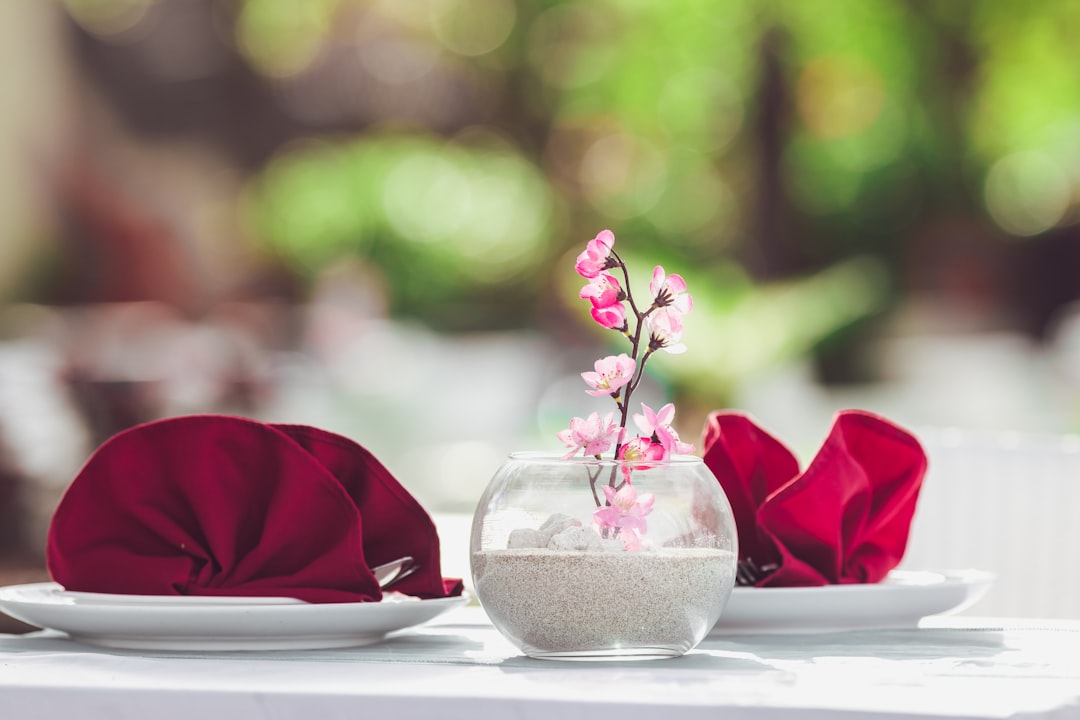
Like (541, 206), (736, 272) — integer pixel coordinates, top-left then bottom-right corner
(1, 607), (1078, 720)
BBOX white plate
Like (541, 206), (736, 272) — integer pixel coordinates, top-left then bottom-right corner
(711, 569), (995, 634)
(60, 590), (304, 607)
(0, 583), (469, 651)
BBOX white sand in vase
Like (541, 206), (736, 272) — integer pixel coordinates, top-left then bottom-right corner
(473, 547), (735, 657)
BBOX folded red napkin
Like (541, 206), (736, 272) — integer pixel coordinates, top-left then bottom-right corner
(47, 415), (463, 603)
(701, 410), (927, 587)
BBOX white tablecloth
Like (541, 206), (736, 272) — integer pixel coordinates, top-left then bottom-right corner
(1, 608), (1078, 720)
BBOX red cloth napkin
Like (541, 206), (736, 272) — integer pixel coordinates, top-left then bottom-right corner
(47, 415), (463, 603)
(701, 409), (927, 587)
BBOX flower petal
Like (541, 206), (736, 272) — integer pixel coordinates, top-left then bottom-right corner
(649, 265), (665, 297)
(665, 273), (687, 294)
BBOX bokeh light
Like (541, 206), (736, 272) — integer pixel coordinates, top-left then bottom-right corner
(248, 132), (553, 291)
(648, 152), (734, 237)
(63, 0), (156, 40)
(985, 152), (1071, 238)
(249, 139), (374, 271)
(236, 0), (334, 77)
(579, 131), (667, 220)
(797, 55), (885, 140)
(430, 0), (516, 57)
(657, 67), (745, 154)
(527, 3), (616, 90)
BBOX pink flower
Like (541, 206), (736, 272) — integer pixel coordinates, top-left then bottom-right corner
(590, 303), (628, 331)
(575, 229), (615, 278)
(634, 401), (674, 436)
(646, 307), (686, 354)
(593, 483), (655, 551)
(579, 272), (624, 308)
(617, 435), (667, 464)
(649, 265), (692, 314)
(658, 424), (695, 455)
(634, 402), (695, 455)
(556, 412), (620, 459)
(581, 354), (636, 397)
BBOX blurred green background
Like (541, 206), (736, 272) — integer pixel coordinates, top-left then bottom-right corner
(4, 0), (1080, 564)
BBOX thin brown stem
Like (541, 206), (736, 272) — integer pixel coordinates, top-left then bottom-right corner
(608, 248), (655, 456)
(627, 348), (655, 397)
(610, 249), (641, 322)
(588, 464), (603, 506)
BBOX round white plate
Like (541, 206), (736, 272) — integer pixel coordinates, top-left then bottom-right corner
(60, 590), (304, 606)
(0, 582), (469, 651)
(711, 569), (995, 635)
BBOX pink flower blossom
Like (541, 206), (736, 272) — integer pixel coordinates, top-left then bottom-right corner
(634, 402), (695, 455)
(556, 412), (620, 459)
(581, 354), (636, 397)
(646, 307), (686, 354)
(593, 483), (655, 551)
(649, 266), (692, 314)
(590, 303), (627, 331)
(575, 229), (615, 278)
(617, 435), (667, 464)
(579, 272), (623, 308)
(659, 424), (695, 455)
(634, 402), (673, 436)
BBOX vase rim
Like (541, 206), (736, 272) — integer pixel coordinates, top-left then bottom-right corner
(506, 451), (703, 466)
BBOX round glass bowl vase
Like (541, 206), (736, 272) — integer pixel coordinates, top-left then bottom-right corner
(470, 453), (738, 660)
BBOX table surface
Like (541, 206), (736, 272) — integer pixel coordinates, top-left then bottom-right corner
(1, 607), (1078, 720)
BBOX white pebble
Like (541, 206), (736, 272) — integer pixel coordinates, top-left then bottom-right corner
(536, 514), (581, 547)
(539, 513), (580, 538)
(507, 528), (546, 549)
(546, 526), (603, 551)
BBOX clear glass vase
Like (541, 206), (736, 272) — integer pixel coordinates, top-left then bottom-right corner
(470, 452), (738, 660)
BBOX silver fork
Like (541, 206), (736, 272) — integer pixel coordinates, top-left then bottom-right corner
(371, 556), (419, 589)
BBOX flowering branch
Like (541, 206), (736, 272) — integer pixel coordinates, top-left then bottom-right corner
(558, 229), (696, 475)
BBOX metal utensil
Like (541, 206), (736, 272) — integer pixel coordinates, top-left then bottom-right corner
(371, 556), (419, 589)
